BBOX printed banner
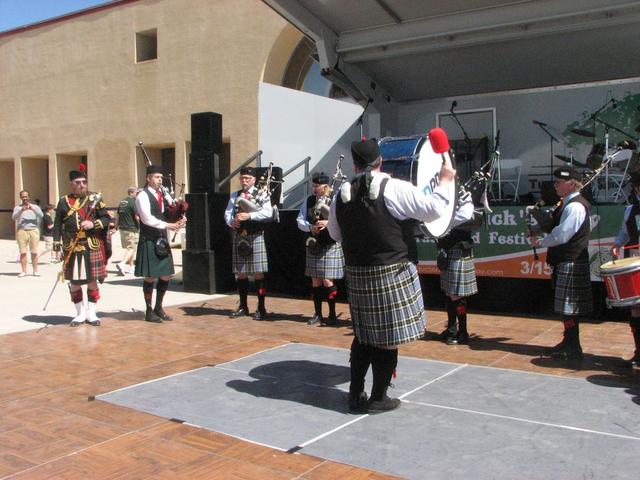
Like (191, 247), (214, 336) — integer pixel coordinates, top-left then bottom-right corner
(417, 204), (624, 281)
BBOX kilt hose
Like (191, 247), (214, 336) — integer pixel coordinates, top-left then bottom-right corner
(305, 242), (344, 279)
(232, 231), (268, 275)
(440, 247), (478, 297)
(345, 262), (425, 347)
(64, 247), (107, 284)
(552, 260), (593, 316)
(135, 237), (175, 278)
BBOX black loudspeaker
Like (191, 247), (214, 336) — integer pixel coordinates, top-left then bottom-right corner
(183, 250), (216, 294)
(540, 181), (561, 205)
(191, 112), (222, 153)
(255, 166), (283, 207)
(185, 193), (210, 251)
(189, 151), (218, 194)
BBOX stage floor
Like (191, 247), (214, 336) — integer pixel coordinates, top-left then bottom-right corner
(98, 343), (640, 480)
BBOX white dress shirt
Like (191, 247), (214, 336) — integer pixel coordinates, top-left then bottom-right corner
(539, 192), (587, 248)
(136, 185), (173, 230)
(327, 171), (451, 242)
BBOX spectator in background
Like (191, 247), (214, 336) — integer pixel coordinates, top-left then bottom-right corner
(116, 186), (140, 275)
(38, 204), (57, 263)
(12, 190), (43, 277)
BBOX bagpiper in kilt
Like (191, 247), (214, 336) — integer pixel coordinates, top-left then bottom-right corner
(328, 138), (456, 414)
(532, 166), (592, 361)
(610, 171), (640, 368)
(224, 166), (274, 321)
(436, 194), (479, 345)
(135, 164), (185, 323)
(53, 169), (111, 327)
(297, 172), (344, 326)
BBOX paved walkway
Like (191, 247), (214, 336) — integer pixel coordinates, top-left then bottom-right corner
(0, 239), (225, 334)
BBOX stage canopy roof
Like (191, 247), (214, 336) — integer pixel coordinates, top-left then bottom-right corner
(263, 0), (640, 103)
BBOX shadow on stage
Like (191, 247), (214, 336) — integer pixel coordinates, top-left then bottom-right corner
(425, 331), (636, 374)
(585, 373), (640, 405)
(22, 314), (71, 326)
(179, 304), (351, 326)
(226, 360), (350, 413)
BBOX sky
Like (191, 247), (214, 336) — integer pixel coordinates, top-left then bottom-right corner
(0, 0), (112, 33)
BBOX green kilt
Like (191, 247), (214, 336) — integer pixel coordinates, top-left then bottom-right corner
(134, 237), (174, 278)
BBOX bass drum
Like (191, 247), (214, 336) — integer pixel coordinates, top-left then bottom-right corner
(379, 135), (458, 238)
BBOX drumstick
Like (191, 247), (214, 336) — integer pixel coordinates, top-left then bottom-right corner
(428, 127), (450, 165)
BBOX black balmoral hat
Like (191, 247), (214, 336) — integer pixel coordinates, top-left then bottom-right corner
(351, 139), (380, 166)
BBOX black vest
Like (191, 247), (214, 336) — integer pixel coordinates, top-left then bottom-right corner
(335, 177), (416, 266)
(546, 194), (590, 266)
(436, 227), (473, 251)
(140, 188), (167, 240)
(305, 195), (334, 246)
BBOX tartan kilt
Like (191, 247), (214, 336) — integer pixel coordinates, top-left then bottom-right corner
(232, 231), (268, 275)
(305, 242), (344, 279)
(345, 262), (425, 347)
(64, 247), (107, 284)
(440, 248), (478, 297)
(552, 260), (593, 316)
(134, 237), (175, 278)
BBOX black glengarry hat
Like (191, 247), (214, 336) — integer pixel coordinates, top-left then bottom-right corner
(146, 165), (164, 175)
(69, 170), (87, 181)
(240, 166), (256, 177)
(312, 172), (330, 184)
(553, 166), (581, 181)
(351, 139), (380, 166)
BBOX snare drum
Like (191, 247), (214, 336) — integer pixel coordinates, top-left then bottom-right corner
(379, 135), (457, 238)
(600, 256), (640, 307)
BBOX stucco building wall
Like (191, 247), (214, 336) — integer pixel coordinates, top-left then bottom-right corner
(0, 0), (289, 238)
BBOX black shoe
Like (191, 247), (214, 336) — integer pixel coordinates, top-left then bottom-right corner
(367, 395), (401, 413)
(308, 314), (322, 325)
(145, 307), (163, 323)
(457, 331), (469, 345)
(154, 307), (172, 321)
(624, 353), (640, 368)
(440, 328), (458, 344)
(230, 307), (249, 318)
(544, 340), (567, 355)
(86, 319), (101, 327)
(253, 310), (267, 321)
(549, 344), (583, 361)
(348, 391), (369, 413)
(324, 314), (338, 326)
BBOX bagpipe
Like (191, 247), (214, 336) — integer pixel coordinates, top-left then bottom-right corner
(311, 154), (348, 221)
(306, 155), (348, 253)
(138, 141), (189, 224)
(525, 146), (628, 260)
(234, 162), (279, 223)
(453, 131), (500, 232)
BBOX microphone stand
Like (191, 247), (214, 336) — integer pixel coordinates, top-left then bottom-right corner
(590, 109), (635, 203)
(449, 106), (474, 186)
(356, 98), (372, 139)
(534, 122), (559, 181)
